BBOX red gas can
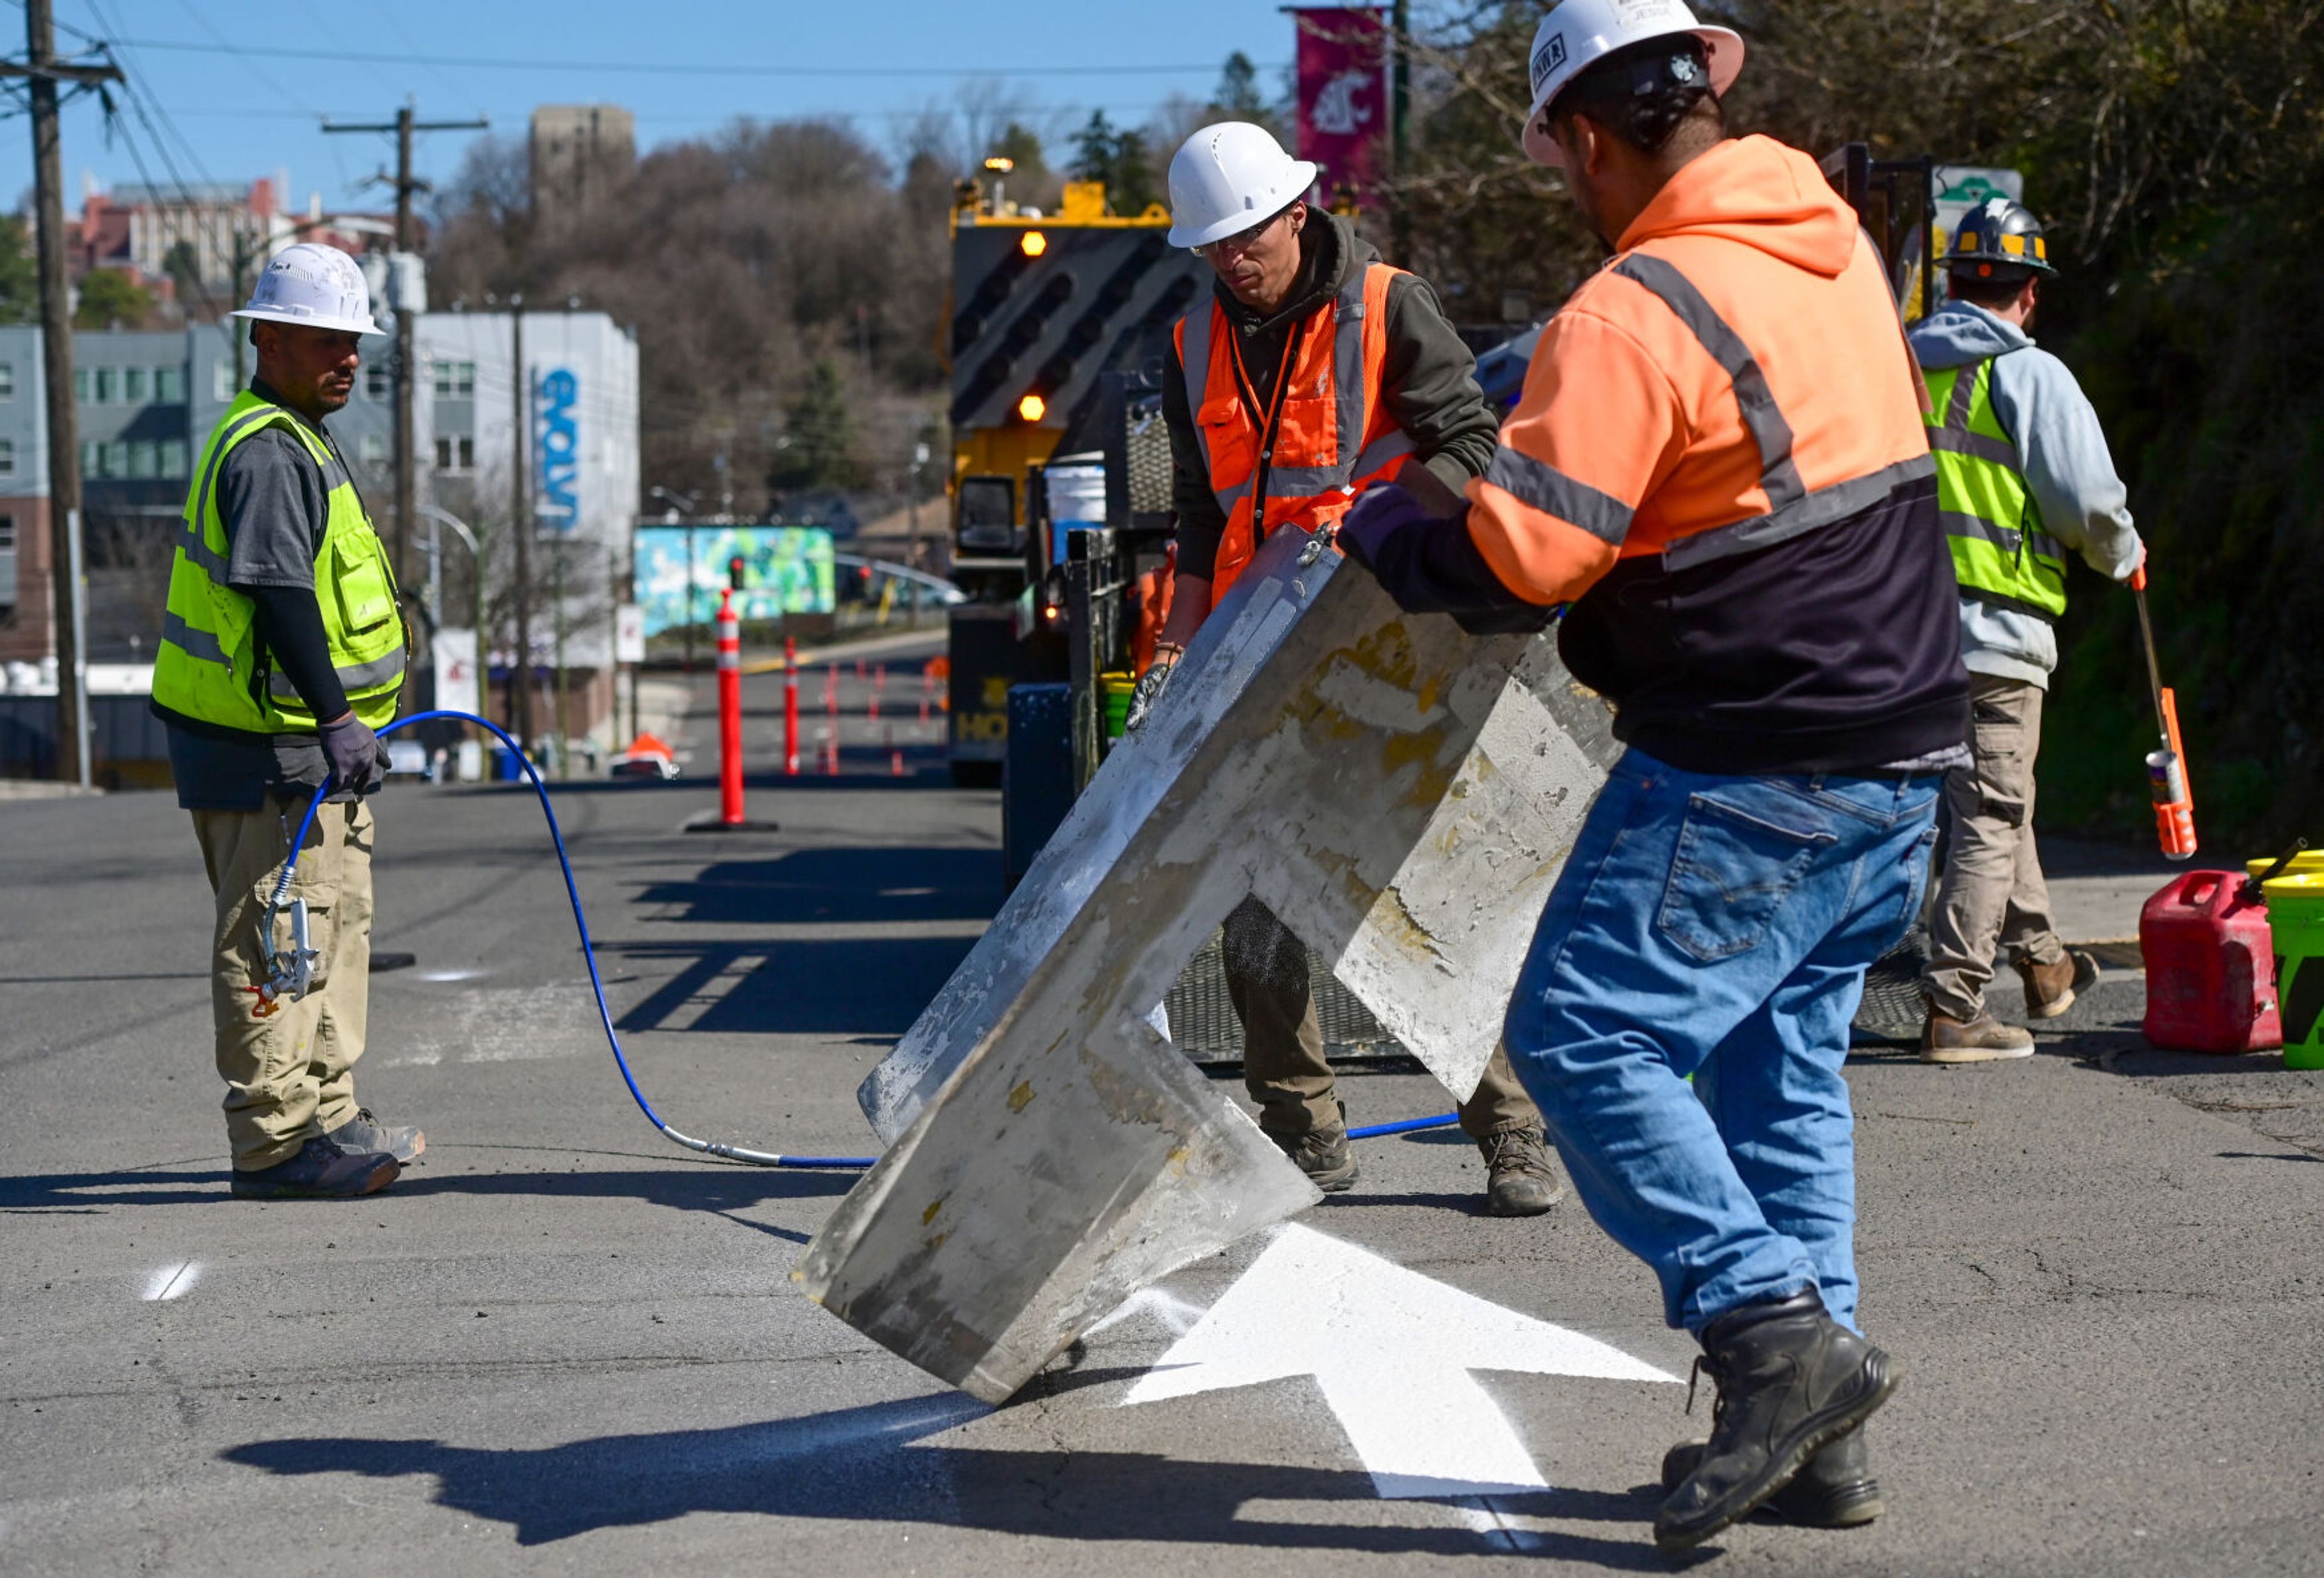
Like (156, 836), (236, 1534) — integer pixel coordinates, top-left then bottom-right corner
(2140, 870), (2282, 1053)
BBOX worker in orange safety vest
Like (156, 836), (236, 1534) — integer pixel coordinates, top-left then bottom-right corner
(1129, 119), (1563, 1218)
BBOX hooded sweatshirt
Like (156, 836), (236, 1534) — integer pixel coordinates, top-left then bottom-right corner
(1908, 298), (2143, 686)
(1345, 134), (1969, 775)
(1164, 210), (1497, 582)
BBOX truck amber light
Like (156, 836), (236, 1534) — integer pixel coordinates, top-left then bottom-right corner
(1017, 392), (1046, 422)
(1020, 231), (1048, 258)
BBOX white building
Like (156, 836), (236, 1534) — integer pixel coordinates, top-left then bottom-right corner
(420, 308), (640, 684)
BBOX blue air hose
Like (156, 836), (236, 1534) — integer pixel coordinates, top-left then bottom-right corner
(267, 708), (1459, 1169)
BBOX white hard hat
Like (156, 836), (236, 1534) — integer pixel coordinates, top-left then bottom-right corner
(1519, 0), (1744, 168)
(1166, 122), (1319, 249)
(230, 242), (384, 337)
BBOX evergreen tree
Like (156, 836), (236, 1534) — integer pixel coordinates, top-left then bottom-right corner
(767, 357), (863, 493)
(1069, 112), (1160, 215)
(1207, 51), (1285, 138)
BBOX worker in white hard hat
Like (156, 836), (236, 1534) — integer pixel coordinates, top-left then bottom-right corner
(152, 242), (422, 1200)
(1333, 0), (1972, 1548)
(1130, 119), (1564, 1218)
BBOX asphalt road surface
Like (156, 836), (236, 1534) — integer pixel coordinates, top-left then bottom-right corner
(5, 654), (2321, 1576)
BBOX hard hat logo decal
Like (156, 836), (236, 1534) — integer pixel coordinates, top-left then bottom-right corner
(1531, 31), (1567, 95)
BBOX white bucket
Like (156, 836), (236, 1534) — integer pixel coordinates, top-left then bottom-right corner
(1045, 456), (1107, 530)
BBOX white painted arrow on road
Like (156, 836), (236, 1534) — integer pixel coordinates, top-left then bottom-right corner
(1123, 1225), (1679, 1499)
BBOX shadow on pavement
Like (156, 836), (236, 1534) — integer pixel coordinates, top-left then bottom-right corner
(632, 846), (1000, 924)
(220, 1394), (1666, 1563)
(607, 936), (981, 1036)
(0, 1160), (857, 1215)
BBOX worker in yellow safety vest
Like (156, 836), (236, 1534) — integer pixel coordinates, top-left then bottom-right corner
(151, 242), (421, 1200)
(1131, 120), (1563, 1216)
(1911, 199), (2145, 1062)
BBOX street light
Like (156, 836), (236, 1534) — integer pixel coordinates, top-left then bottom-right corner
(414, 503), (482, 649)
(649, 484), (701, 672)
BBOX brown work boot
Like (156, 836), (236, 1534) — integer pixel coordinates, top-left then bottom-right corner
(1920, 1008), (2035, 1064)
(1477, 1127), (1564, 1217)
(1269, 1101), (1359, 1192)
(2017, 949), (2100, 1020)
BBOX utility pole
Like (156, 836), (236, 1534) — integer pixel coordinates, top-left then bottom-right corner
(324, 102), (488, 593)
(509, 296), (533, 751)
(11, 0), (119, 786)
(1390, 0), (1411, 267)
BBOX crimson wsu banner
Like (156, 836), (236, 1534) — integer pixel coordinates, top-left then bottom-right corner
(1295, 6), (1387, 192)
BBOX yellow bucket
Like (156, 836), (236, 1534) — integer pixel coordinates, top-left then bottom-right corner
(2247, 852), (2324, 883)
(2263, 870), (2324, 1070)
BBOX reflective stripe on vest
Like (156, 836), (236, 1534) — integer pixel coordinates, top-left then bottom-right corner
(1605, 254), (1938, 571)
(1175, 261), (1410, 593)
(1922, 357), (2068, 620)
(151, 393), (407, 733)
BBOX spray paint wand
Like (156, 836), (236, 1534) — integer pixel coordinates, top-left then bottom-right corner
(2132, 564), (2197, 861)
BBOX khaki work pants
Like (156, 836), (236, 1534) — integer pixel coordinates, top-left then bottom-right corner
(1922, 675), (2070, 1022)
(1221, 895), (1541, 1141)
(193, 798), (375, 1169)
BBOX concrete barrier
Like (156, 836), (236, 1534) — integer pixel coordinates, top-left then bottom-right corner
(795, 527), (1619, 1402)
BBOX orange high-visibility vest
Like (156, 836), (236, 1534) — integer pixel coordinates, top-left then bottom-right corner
(1175, 260), (1415, 595)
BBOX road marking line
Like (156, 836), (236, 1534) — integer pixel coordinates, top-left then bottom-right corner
(143, 1261), (200, 1301)
(1124, 1224), (1677, 1500)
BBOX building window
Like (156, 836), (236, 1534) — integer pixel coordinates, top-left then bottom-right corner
(155, 365), (184, 403)
(433, 360), (476, 399)
(359, 433), (387, 467)
(74, 368), (88, 403)
(214, 360), (237, 403)
(102, 441), (128, 477)
(94, 367), (117, 404)
(0, 363), (15, 400)
(123, 366), (147, 402)
(433, 435), (474, 472)
(0, 438), (14, 476)
(364, 364), (390, 400)
(160, 438), (188, 478)
(129, 440), (157, 479)
(0, 517), (12, 551)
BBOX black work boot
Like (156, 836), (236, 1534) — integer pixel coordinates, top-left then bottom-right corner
(1270, 1101), (1359, 1192)
(230, 1131), (401, 1201)
(1654, 1289), (1900, 1552)
(1478, 1127), (1564, 1217)
(1661, 1425), (1883, 1528)
(329, 1107), (425, 1163)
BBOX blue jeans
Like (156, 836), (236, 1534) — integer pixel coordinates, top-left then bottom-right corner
(1503, 749), (1940, 1335)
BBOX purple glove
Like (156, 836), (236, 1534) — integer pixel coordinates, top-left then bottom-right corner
(1334, 483), (1437, 577)
(1336, 483), (1557, 635)
(318, 712), (384, 795)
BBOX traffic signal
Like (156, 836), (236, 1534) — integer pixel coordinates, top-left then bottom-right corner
(728, 554), (746, 591)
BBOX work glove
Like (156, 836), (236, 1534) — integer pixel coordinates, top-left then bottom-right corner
(1124, 651), (1178, 733)
(318, 712), (385, 796)
(1336, 485), (1558, 637)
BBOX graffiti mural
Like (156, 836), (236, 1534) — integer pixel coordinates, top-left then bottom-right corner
(632, 525), (836, 636)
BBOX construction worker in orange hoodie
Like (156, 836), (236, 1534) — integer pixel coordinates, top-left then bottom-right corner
(1336, 0), (1970, 1551)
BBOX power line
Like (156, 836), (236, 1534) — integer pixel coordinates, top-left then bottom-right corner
(164, 0), (320, 119)
(110, 35), (1282, 80)
(156, 100), (1201, 127)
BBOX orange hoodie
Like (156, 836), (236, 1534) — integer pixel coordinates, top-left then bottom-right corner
(1437, 133), (1966, 774)
(1465, 134), (1933, 602)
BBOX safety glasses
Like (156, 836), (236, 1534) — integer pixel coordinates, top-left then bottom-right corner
(1196, 208), (1290, 260)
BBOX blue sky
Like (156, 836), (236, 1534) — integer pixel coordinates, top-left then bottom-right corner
(19, 0), (1299, 220)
